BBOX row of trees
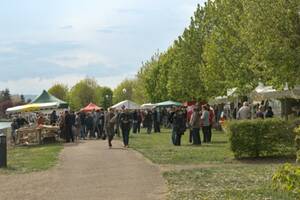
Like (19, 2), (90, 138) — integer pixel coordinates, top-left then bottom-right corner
(48, 78), (113, 111)
(115, 0), (300, 103)
(0, 89), (27, 117)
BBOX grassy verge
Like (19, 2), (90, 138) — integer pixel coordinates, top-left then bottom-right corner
(164, 165), (299, 200)
(130, 129), (298, 200)
(130, 129), (233, 164)
(0, 143), (63, 174)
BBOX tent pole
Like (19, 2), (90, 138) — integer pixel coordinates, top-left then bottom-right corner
(285, 97), (288, 121)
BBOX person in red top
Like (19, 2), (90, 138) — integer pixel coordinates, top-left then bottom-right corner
(207, 104), (215, 143)
(37, 113), (45, 126)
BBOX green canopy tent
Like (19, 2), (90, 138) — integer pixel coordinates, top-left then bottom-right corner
(6, 90), (69, 114)
(155, 100), (182, 107)
(31, 90), (69, 108)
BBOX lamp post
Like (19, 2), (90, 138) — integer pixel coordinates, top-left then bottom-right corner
(105, 94), (112, 109)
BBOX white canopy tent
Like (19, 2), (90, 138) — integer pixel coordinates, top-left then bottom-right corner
(6, 102), (60, 114)
(250, 83), (300, 101)
(110, 100), (141, 110)
(141, 103), (156, 109)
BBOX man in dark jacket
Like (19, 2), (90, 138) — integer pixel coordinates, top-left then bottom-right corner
(119, 108), (132, 148)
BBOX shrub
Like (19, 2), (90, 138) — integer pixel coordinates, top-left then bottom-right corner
(272, 164), (300, 195)
(294, 126), (300, 163)
(227, 118), (295, 158)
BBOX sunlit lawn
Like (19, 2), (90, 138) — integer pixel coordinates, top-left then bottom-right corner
(130, 128), (299, 200)
(130, 129), (234, 164)
(0, 143), (63, 174)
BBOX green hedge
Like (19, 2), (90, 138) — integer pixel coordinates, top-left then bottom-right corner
(226, 118), (295, 158)
(294, 126), (300, 163)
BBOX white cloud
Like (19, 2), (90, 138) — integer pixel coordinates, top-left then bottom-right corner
(0, 73), (134, 94)
(42, 51), (107, 69)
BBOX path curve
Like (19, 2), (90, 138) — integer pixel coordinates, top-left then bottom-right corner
(0, 140), (167, 200)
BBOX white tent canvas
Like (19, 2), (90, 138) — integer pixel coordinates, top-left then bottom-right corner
(111, 100), (141, 110)
(141, 103), (155, 109)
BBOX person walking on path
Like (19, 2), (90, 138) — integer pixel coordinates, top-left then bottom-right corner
(104, 108), (116, 148)
(237, 101), (251, 120)
(201, 105), (210, 143)
(190, 107), (201, 145)
(85, 113), (94, 139)
(119, 108), (132, 148)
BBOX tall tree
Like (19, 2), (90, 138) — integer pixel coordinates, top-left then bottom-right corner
(68, 78), (99, 110)
(48, 84), (69, 101)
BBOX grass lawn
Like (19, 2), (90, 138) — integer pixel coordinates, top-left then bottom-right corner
(130, 129), (234, 164)
(130, 129), (299, 200)
(0, 143), (63, 174)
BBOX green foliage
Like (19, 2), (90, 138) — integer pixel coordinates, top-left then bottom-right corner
(129, 0), (300, 101)
(227, 119), (295, 158)
(272, 163), (300, 195)
(294, 126), (300, 163)
(68, 78), (99, 110)
(48, 83), (69, 101)
(97, 86), (113, 109)
(113, 79), (135, 104)
(0, 88), (11, 102)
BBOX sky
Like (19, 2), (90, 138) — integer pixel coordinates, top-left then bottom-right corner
(0, 0), (204, 95)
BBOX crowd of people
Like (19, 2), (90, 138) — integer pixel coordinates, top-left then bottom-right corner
(49, 106), (163, 148)
(10, 100), (274, 148)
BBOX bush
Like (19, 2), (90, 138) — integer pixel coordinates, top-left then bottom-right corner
(294, 126), (300, 163)
(272, 163), (300, 195)
(227, 118), (295, 158)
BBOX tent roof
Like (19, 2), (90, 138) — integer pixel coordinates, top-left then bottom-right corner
(155, 100), (182, 107)
(6, 102), (59, 114)
(31, 90), (68, 108)
(81, 103), (101, 112)
(111, 100), (140, 110)
(141, 103), (155, 109)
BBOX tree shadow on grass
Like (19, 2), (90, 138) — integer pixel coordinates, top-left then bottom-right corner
(236, 155), (296, 165)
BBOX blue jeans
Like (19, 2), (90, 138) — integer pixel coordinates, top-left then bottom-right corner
(122, 128), (130, 146)
(80, 126), (86, 139)
(192, 128), (201, 145)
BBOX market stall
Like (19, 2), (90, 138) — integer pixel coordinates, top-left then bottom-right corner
(15, 125), (60, 145)
(81, 103), (102, 112)
(111, 100), (141, 110)
(155, 100), (182, 107)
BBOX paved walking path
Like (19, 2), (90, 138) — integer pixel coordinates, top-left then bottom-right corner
(0, 140), (167, 200)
